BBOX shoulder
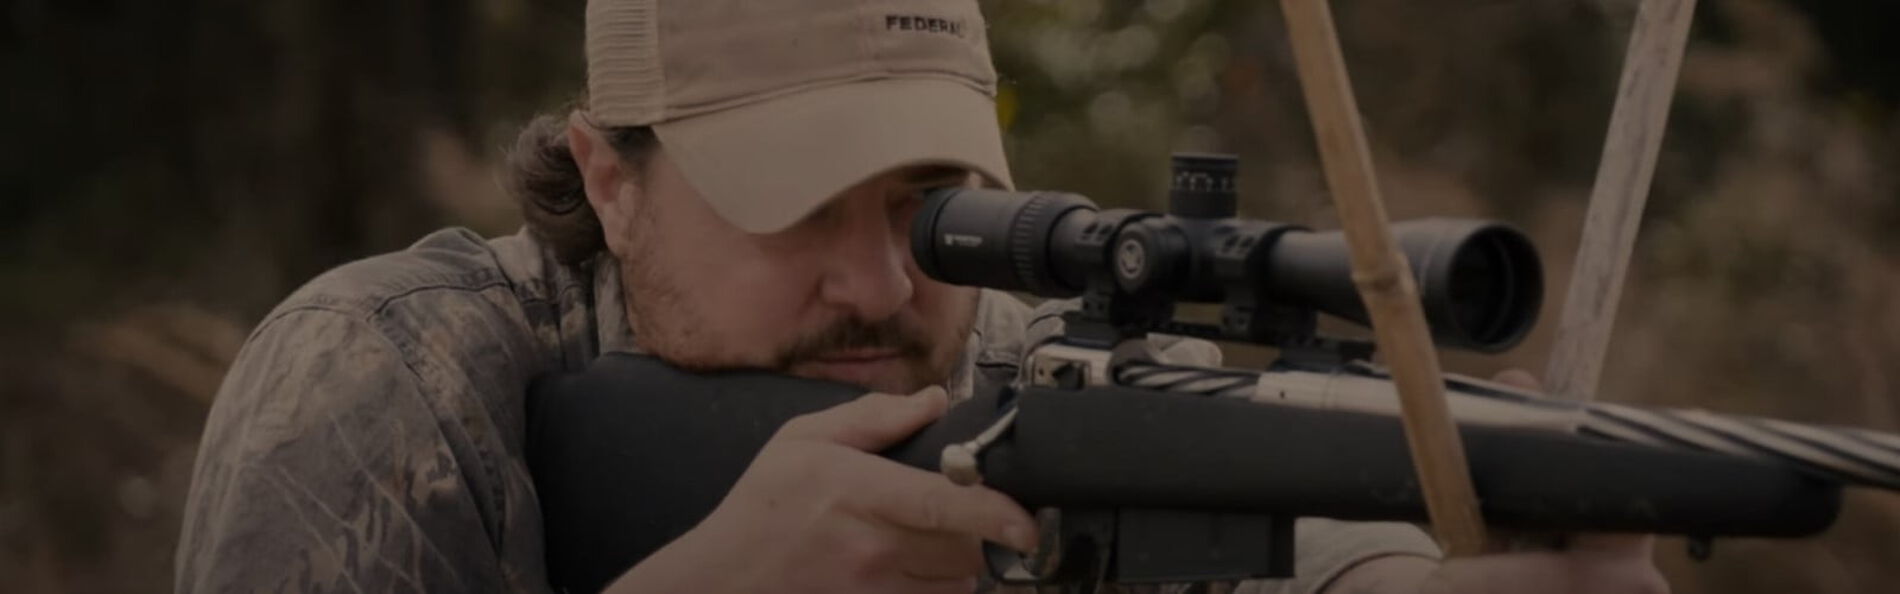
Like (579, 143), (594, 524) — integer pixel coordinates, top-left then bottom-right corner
(212, 226), (572, 421)
(183, 229), (575, 589)
(266, 227), (557, 325)
(251, 228), (585, 377)
(215, 227), (588, 453)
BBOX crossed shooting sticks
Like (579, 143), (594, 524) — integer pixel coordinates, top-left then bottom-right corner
(1277, 0), (1698, 556)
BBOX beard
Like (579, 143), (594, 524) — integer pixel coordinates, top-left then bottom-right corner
(769, 309), (974, 394)
(616, 204), (977, 394)
(624, 271), (975, 392)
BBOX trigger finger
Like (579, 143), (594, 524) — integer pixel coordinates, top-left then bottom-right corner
(848, 457), (1038, 552)
(891, 530), (985, 580)
(777, 386), (949, 451)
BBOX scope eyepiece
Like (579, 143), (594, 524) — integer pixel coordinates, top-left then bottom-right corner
(911, 188), (1096, 297)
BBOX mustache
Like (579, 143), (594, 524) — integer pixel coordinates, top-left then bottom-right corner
(773, 317), (931, 368)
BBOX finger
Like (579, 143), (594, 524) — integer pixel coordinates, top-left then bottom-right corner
(842, 455), (1039, 552)
(1491, 368), (1543, 391)
(880, 575), (978, 594)
(840, 527), (981, 594)
(889, 530), (985, 581)
(778, 385), (949, 451)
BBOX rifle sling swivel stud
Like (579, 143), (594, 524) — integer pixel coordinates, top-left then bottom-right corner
(942, 407), (1018, 486)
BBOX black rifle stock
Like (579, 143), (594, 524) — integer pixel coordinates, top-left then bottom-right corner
(527, 353), (1840, 593)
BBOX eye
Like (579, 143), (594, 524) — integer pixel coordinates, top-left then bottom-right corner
(889, 188), (928, 223)
(889, 168), (973, 224)
(913, 184), (960, 201)
(911, 175), (975, 199)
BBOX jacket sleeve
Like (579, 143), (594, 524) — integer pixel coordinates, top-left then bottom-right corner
(175, 307), (517, 593)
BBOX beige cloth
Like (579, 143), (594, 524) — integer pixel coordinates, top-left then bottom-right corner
(586, 0), (1014, 233)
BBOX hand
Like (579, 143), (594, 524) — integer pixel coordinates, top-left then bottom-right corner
(604, 386), (1038, 594)
(1322, 369), (1670, 594)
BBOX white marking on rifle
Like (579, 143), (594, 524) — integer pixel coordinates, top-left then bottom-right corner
(941, 407), (1018, 487)
(1115, 239), (1147, 282)
(943, 233), (983, 248)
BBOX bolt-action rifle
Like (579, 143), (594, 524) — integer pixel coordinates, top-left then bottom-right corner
(526, 154), (1898, 593)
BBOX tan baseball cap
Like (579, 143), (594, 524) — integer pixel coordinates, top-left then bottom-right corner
(585, 0), (1014, 233)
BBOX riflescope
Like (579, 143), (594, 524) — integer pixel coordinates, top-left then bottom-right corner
(911, 154), (1543, 352)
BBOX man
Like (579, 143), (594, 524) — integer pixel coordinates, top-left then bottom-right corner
(176, 0), (1668, 592)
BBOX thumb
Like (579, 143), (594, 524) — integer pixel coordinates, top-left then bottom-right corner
(777, 385), (949, 451)
(1491, 368), (1543, 391)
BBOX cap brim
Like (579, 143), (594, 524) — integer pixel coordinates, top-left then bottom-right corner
(653, 77), (1013, 234)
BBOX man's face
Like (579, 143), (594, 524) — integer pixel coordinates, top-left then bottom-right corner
(594, 144), (980, 395)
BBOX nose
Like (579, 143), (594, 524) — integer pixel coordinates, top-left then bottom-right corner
(816, 196), (914, 321)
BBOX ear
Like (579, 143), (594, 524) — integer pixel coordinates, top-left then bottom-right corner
(567, 111), (638, 255)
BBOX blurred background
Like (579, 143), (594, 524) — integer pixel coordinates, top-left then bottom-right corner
(3, 0), (1897, 591)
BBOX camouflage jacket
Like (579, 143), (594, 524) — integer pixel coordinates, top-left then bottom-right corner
(175, 228), (1438, 593)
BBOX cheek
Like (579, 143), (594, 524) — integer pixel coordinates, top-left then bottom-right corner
(631, 211), (820, 362)
(905, 257), (977, 330)
(673, 236), (824, 340)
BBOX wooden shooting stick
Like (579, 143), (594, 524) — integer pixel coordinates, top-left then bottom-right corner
(1279, 0), (1488, 556)
(1544, 0), (1698, 403)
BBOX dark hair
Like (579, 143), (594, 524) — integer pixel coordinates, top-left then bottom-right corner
(505, 112), (659, 264)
